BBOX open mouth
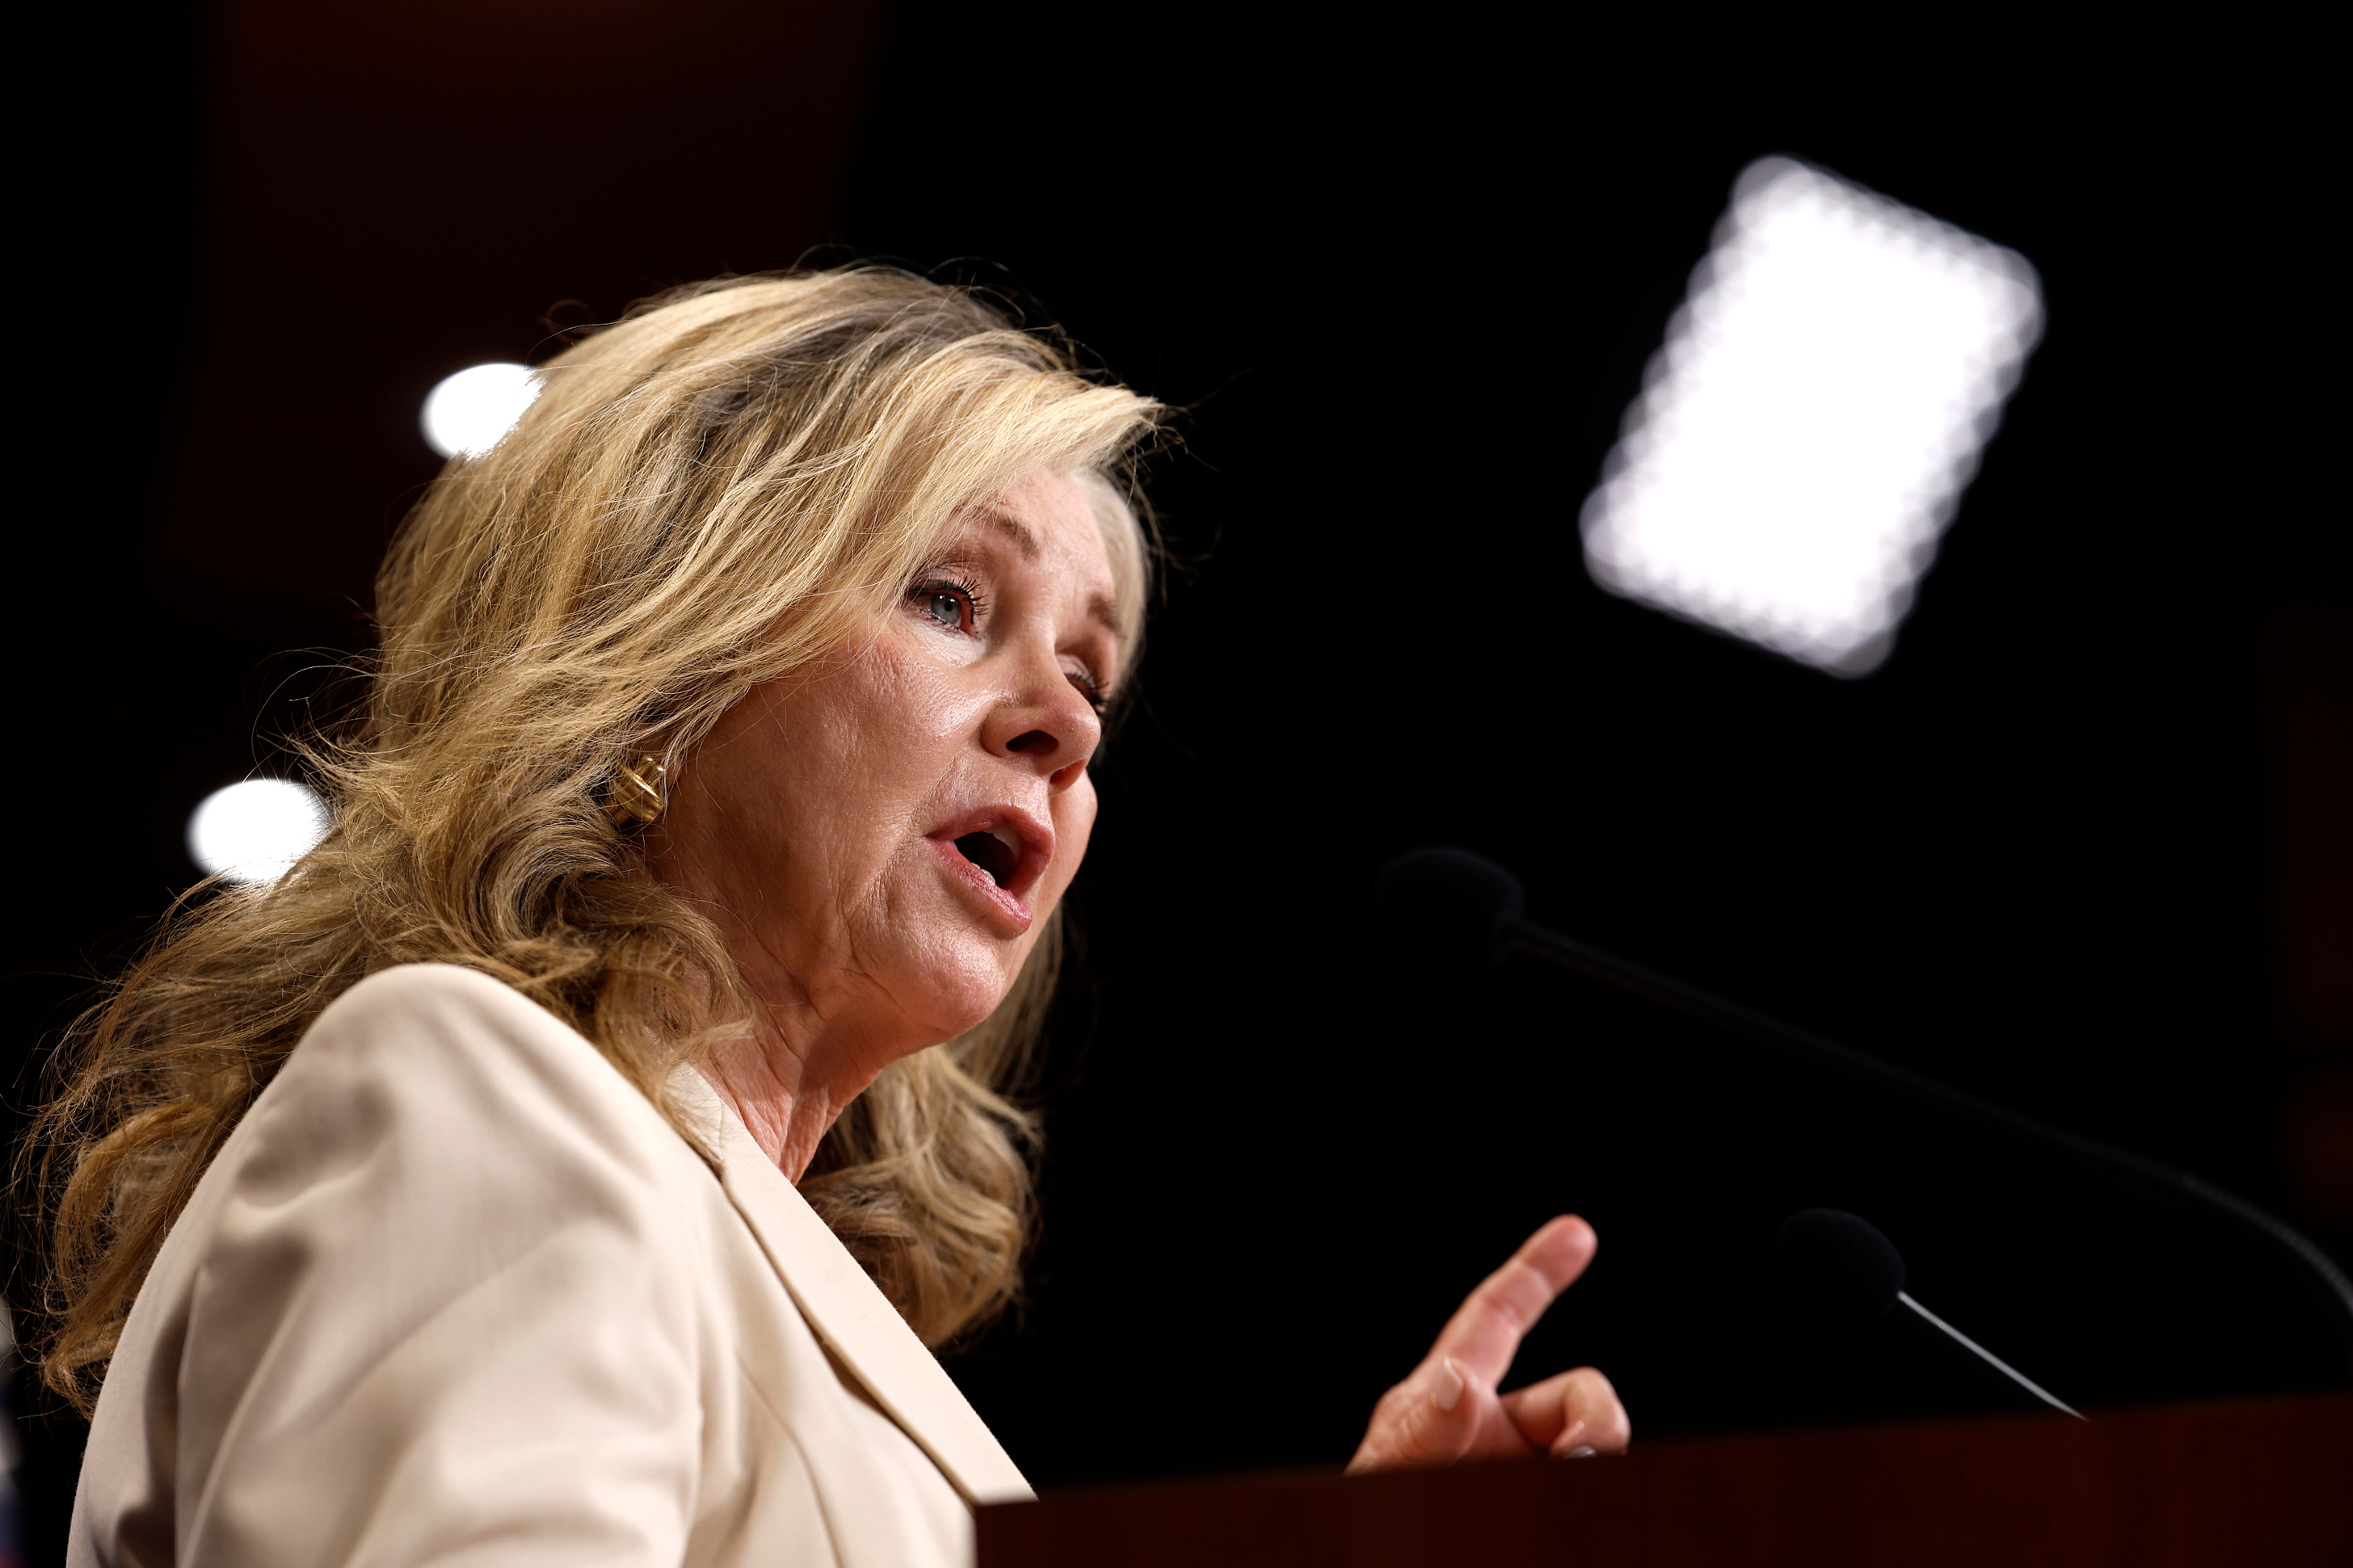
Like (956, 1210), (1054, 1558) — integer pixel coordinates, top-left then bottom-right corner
(929, 805), (1051, 924)
(953, 828), (1021, 887)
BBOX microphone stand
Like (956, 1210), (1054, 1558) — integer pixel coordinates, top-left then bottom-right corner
(1501, 914), (2353, 1375)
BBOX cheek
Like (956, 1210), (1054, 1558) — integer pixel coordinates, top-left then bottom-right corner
(800, 645), (968, 826)
(679, 646), (966, 893)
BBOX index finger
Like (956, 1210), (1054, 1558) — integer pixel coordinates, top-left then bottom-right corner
(1424, 1215), (1598, 1384)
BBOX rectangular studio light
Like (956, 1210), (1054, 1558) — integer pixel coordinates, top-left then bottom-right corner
(1581, 157), (2044, 676)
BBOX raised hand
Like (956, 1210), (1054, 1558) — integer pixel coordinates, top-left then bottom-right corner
(1347, 1215), (1630, 1473)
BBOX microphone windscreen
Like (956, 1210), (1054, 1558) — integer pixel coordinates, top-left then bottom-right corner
(1776, 1209), (1907, 1327)
(1376, 847), (1526, 968)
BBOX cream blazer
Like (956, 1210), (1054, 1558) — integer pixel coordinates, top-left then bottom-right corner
(69, 963), (1032, 1566)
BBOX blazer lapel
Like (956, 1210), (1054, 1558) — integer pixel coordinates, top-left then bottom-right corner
(673, 1071), (1033, 1505)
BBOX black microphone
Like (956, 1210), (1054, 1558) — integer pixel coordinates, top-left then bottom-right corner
(1777, 1208), (2082, 1418)
(1376, 846), (2353, 1373)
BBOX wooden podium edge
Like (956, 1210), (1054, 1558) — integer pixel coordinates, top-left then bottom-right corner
(977, 1392), (2353, 1566)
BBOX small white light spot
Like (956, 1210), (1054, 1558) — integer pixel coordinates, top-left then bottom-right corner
(420, 362), (540, 459)
(187, 780), (329, 884)
(1581, 156), (2044, 676)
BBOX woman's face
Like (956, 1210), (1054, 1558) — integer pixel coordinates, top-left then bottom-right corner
(649, 466), (1122, 1065)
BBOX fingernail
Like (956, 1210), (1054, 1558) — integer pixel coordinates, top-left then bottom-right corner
(1432, 1357), (1466, 1413)
(1564, 1445), (1597, 1459)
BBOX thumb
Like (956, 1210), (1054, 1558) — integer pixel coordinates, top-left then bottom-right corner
(1349, 1357), (1483, 1473)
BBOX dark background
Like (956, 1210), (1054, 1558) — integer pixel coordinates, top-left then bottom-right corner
(12, 4), (2348, 1561)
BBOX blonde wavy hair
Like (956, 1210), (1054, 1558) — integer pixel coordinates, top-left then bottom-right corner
(27, 267), (1160, 1412)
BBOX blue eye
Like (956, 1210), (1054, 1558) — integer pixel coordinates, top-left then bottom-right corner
(910, 577), (979, 633)
(907, 571), (987, 635)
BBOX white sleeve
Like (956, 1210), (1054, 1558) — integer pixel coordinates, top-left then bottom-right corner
(163, 966), (713, 1566)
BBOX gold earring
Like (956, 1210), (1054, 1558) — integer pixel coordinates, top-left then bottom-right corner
(605, 755), (667, 826)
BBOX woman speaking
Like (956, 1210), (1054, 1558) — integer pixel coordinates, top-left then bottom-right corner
(35, 268), (1628, 1566)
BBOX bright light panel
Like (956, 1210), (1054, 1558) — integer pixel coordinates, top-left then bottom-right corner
(1581, 157), (2044, 676)
(420, 361), (539, 459)
(187, 779), (328, 884)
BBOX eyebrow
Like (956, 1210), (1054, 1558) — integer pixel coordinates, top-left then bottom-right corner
(987, 511), (1041, 560)
(983, 509), (1126, 640)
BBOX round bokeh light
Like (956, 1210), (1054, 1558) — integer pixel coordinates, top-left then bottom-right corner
(419, 362), (539, 459)
(187, 779), (329, 884)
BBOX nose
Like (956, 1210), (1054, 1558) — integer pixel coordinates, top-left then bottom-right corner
(983, 654), (1102, 788)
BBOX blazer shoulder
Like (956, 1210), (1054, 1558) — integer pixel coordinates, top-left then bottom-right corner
(314, 961), (596, 1061)
(84, 967), (730, 1566)
(268, 961), (711, 1192)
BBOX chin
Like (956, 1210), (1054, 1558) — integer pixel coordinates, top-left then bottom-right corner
(899, 938), (1023, 1043)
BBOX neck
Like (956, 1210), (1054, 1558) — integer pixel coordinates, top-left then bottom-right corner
(698, 996), (916, 1180)
(695, 1039), (823, 1181)
(644, 862), (939, 1179)
(695, 932), (954, 1178)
